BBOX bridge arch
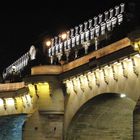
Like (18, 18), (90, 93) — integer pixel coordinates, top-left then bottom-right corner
(64, 54), (140, 134)
(65, 93), (135, 140)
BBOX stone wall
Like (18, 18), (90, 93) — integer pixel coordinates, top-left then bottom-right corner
(64, 54), (140, 133)
(23, 75), (64, 140)
(66, 94), (135, 140)
(23, 111), (63, 140)
(133, 95), (140, 140)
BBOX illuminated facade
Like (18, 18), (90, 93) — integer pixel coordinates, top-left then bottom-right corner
(0, 2), (140, 140)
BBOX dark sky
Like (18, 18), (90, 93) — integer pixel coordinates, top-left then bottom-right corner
(0, 0), (138, 73)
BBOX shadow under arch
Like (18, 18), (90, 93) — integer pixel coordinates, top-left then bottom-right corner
(66, 93), (135, 140)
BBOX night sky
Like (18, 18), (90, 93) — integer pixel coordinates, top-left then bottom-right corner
(0, 0), (138, 73)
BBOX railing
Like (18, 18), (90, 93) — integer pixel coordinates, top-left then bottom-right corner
(2, 45), (36, 80)
(2, 3), (125, 81)
(47, 3), (125, 64)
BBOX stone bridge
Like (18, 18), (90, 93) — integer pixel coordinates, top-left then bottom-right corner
(0, 37), (140, 140)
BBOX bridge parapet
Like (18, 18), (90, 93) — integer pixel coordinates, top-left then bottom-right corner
(31, 37), (132, 75)
(0, 82), (25, 92)
(0, 82), (38, 117)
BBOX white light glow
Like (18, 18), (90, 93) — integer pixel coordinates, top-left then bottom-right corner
(114, 61), (121, 65)
(65, 80), (73, 94)
(87, 71), (94, 81)
(61, 33), (67, 40)
(104, 65), (109, 69)
(6, 98), (14, 106)
(135, 54), (140, 58)
(46, 40), (51, 47)
(124, 58), (131, 62)
(134, 42), (139, 50)
(44, 82), (48, 85)
(22, 96), (26, 106)
(120, 94), (126, 98)
(0, 98), (4, 106)
(96, 68), (101, 73)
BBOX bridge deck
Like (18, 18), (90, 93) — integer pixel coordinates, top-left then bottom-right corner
(31, 37), (131, 75)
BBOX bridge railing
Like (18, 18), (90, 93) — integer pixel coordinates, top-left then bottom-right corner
(47, 3), (125, 64)
(2, 45), (36, 80)
(0, 83), (39, 116)
(2, 3), (126, 81)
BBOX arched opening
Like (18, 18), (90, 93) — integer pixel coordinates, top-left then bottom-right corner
(66, 93), (135, 140)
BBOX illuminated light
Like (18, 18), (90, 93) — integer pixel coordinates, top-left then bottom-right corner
(29, 95), (33, 105)
(25, 95), (31, 107)
(64, 80), (70, 92)
(104, 65), (111, 69)
(111, 65), (118, 81)
(64, 80), (73, 95)
(138, 41), (140, 48)
(82, 41), (90, 54)
(120, 3), (125, 13)
(124, 58), (131, 62)
(114, 61), (121, 65)
(72, 77), (80, 94)
(29, 45), (36, 60)
(87, 71), (94, 78)
(131, 57), (139, 76)
(121, 61), (128, 78)
(13, 98), (18, 110)
(94, 71), (100, 87)
(133, 41), (140, 53)
(96, 68), (101, 72)
(114, 62), (118, 65)
(79, 75), (86, 92)
(104, 65), (109, 68)
(84, 74), (93, 90)
(46, 40), (51, 47)
(6, 98), (14, 106)
(134, 42), (139, 50)
(134, 54), (140, 58)
(120, 94), (126, 98)
(28, 84), (34, 88)
(102, 68), (109, 85)
(2, 98), (6, 110)
(28, 84), (36, 98)
(61, 33), (67, 40)
(35, 82), (50, 96)
(12, 65), (16, 71)
(21, 96), (26, 108)
(87, 71), (94, 84)
(87, 71), (92, 75)
(26, 94), (32, 102)
(44, 82), (49, 85)
(0, 98), (4, 106)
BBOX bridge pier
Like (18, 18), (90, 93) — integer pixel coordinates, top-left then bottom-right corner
(23, 75), (64, 140)
(23, 111), (64, 140)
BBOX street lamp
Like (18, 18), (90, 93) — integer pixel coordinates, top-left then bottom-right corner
(46, 40), (51, 47)
(61, 32), (67, 40)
